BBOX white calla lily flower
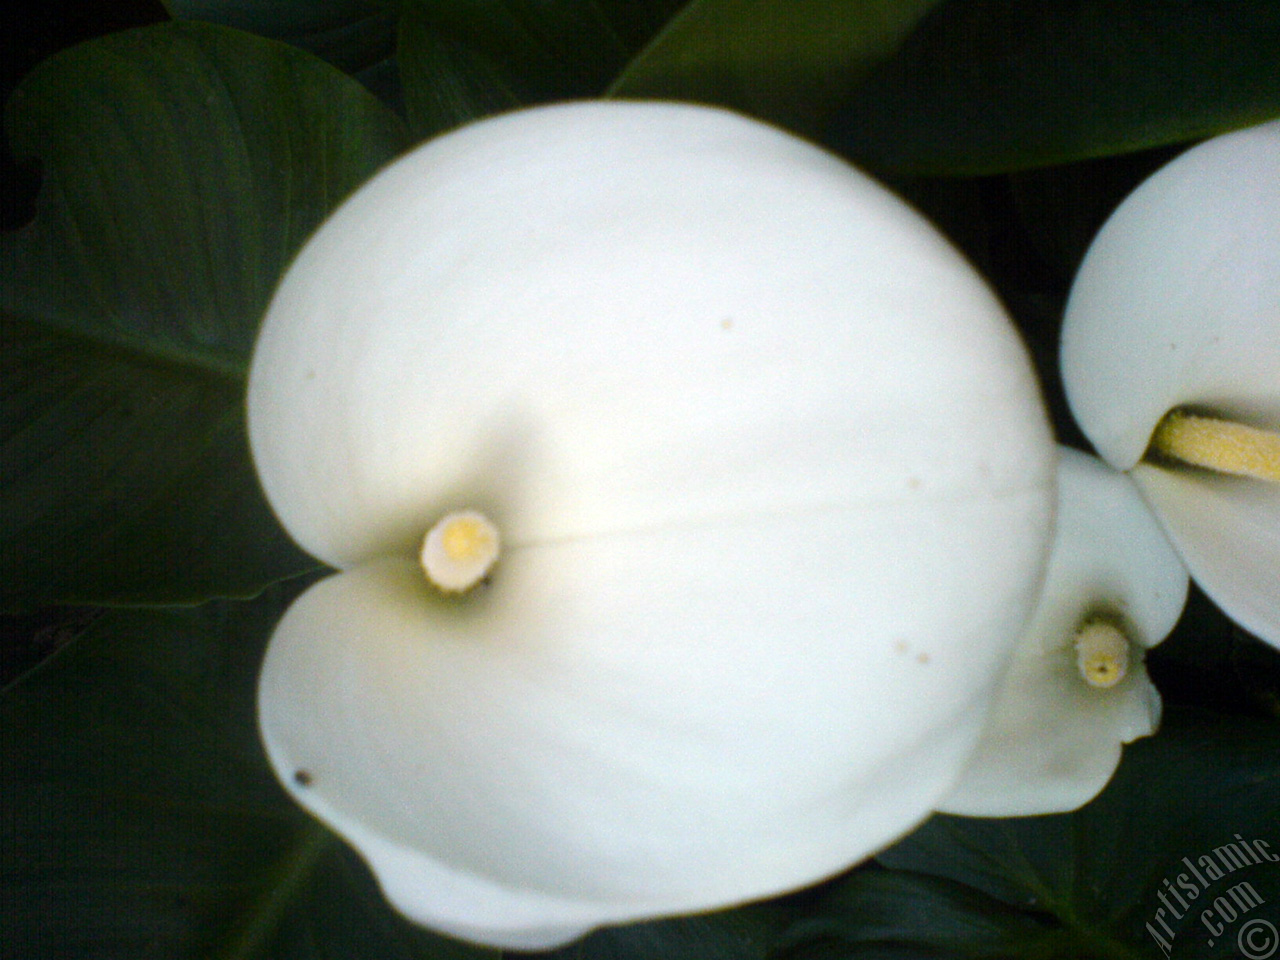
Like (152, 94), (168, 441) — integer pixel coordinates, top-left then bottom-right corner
(941, 447), (1188, 817)
(1061, 119), (1280, 647)
(248, 101), (1055, 949)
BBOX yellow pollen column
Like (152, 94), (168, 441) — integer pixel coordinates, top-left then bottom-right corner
(1074, 620), (1130, 689)
(1150, 411), (1280, 482)
(421, 510), (501, 592)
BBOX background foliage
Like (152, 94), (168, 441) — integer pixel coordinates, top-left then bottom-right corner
(3, 1), (1278, 957)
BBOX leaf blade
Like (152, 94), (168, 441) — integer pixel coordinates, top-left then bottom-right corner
(829, 0), (1280, 175)
(0, 22), (408, 608)
(610, 0), (943, 136)
(0, 592), (498, 960)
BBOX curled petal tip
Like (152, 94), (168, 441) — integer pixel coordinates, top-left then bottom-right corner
(941, 448), (1187, 817)
(1061, 118), (1280, 650)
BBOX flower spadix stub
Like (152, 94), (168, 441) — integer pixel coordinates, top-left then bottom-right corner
(941, 447), (1187, 817)
(1074, 618), (1129, 689)
(249, 101), (1055, 948)
(1061, 119), (1280, 648)
(421, 510), (499, 592)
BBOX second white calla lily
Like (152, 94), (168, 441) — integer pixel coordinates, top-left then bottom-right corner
(1061, 119), (1280, 648)
(248, 101), (1056, 949)
(941, 447), (1188, 817)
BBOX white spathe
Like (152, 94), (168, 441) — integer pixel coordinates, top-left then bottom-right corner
(249, 101), (1056, 949)
(941, 447), (1188, 817)
(1060, 119), (1280, 647)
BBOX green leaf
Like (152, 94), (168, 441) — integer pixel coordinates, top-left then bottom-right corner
(0, 319), (314, 608)
(395, 0), (686, 139)
(0, 591), (497, 960)
(0, 22), (408, 608)
(609, 0), (943, 137)
(165, 1), (688, 136)
(162, 0), (398, 79)
(829, 0), (1280, 175)
(777, 866), (1062, 959)
(3, 20), (408, 375)
(541, 904), (788, 960)
(858, 708), (1280, 959)
(395, 4), (524, 137)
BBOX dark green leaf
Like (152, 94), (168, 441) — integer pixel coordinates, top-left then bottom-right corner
(541, 903), (787, 960)
(395, 0), (686, 139)
(395, 5), (524, 137)
(610, 0), (942, 137)
(3, 21), (407, 375)
(777, 866), (1061, 959)
(1144, 588), (1266, 718)
(870, 708), (1280, 959)
(1231, 631), (1280, 720)
(0, 22), (407, 608)
(0, 319), (314, 608)
(829, 0), (1280, 175)
(162, 0), (398, 78)
(0, 591), (497, 960)
(2, 592), (297, 957)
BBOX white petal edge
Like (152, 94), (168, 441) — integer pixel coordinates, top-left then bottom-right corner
(940, 447), (1188, 816)
(1132, 463), (1280, 648)
(248, 100), (1055, 570)
(1060, 119), (1280, 470)
(259, 491), (1052, 949)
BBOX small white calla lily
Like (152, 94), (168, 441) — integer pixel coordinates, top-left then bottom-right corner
(248, 101), (1056, 949)
(941, 447), (1188, 817)
(1061, 119), (1280, 647)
